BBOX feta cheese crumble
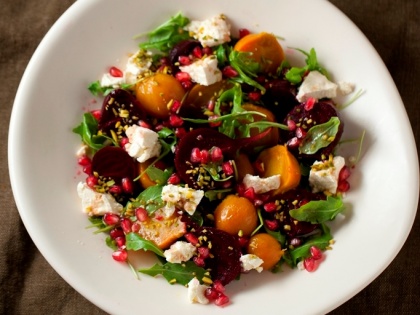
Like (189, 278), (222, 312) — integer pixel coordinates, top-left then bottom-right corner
(179, 56), (222, 86)
(242, 174), (281, 194)
(77, 182), (123, 216)
(124, 49), (153, 85)
(185, 14), (231, 47)
(240, 254), (264, 273)
(187, 278), (209, 305)
(161, 184), (204, 216)
(309, 156), (345, 194)
(100, 73), (125, 89)
(164, 241), (197, 263)
(124, 125), (161, 163)
(296, 71), (355, 102)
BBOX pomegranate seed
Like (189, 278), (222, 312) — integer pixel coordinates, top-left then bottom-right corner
(86, 175), (98, 188)
(90, 109), (101, 121)
(190, 147), (202, 163)
(120, 218), (132, 234)
(243, 187), (256, 201)
(174, 127), (187, 139)
(237, 236), (249, 247)
(287, 137), (301, 148)
(239, 28), (251, 38)
(169, 114), (184, 127)
(200, 149), (209, 164)
(214, 293), (229, 306)
(175, 71), (191, 82)
(110, 228), (124, 240)
(198, 247), (210, 259)
(83, 165), (92, 175)
(265, 219), (280, 231)
(121, 177), (133, 194)
(167, 173), (181, 185)
(202, 47), (213, 56)
(205, 288), (219, 301)
(208, 115), (222, 127)
(112, 249), (128, 262)
(115, 236), (126, 248)
(253, 160), (265, 173)
(254, 199), (263, 207)
(310, 246), (323, 260)
(131, 222), (140, 233)
(213, 280), (225, 293)
(109, 185), (122, 194)
(109, 66), (123, 78)
(138, 120), (152, 129)
(287, 119), (297, 131)
(222, 66), (238, 78)
(248, 91), (261, 102)
(222, 161), (234, 176)
(184, 233), (199, 246)
(120, 137), (129, 148)
(207, 100), (215, 111)
(304, 97), (316, 111)
(103, 213), (119, 226)
(337, 180), (350, 192)
(339, 166), (351, 181)
(295, 127), (307, 139)
(135, 207), (148, 222)
(181, 80), (193, 90)
(210, 147), (223, 162)
(193, 256), (205, 267)
(263, 202), (277, 212)
(78, 156), (91, 166)
(178, 55), (191, 65)
(170, 100), (182, 113)
(222, 180), (233, 189)
(303, 257), (317, 272)
(192, 46), (203, 58)
(236, 183), (246, 196)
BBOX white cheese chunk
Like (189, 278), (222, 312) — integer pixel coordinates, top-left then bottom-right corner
(187, 278), (209, 305)
(124, 49), (153, 85)
(124, 125), (161, 163)
(242, 174), (281, 194)
(161, 184), (204, 216)
(337, 81), (355, 96)
(240, 254), (264, 273)
(77, 182), (123, 216)
(296, 71), (338, 102)
(179, 56), (222, 86)
(185, 14), (231, 47)
(164, 241), (197, 264)
(100, 73), (125, 88)
(309, 156), (345, 194)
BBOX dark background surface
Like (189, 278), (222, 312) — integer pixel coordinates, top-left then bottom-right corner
(1, 0), (419, 314)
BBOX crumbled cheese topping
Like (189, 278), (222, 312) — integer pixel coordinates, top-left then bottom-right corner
(185, 14), (231, 47)
(240, 254), (264, 273)
(161, 184), (204, 217)
(187, 278), (210, 304)
(179, 55), (222, 86)
(77, 182), (123, 216)
(124, 49), (153, 84)
(124, 125), (161, 163)
(164, 241), (197, 264)
(242, 174), (281, 194)
(309, 156), (345, 194)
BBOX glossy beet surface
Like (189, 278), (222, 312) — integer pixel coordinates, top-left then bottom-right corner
(169, 39), (201, 65)
(91, 146), (137, 181)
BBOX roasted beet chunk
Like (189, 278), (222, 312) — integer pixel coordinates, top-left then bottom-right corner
(282, 101), (343, 160)
(91, 146), (137, 181)
(169, 39), (202, 66)
(194, 227), (242, 285)
(98, 89), (146, 136)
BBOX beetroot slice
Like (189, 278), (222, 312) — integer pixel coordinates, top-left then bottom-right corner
(195, 227), (241, 285)
(98, 89), (146, 134)
(91, 146), (137, 181)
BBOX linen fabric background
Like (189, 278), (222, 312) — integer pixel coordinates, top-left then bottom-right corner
(1, 0), (419, 314)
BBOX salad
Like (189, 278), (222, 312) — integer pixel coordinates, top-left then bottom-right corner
(73, 13), (363, 306)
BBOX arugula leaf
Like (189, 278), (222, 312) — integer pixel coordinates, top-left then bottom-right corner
(288, 224), (332, 265)
(125, 232), (164, 257)
(139, 261), (208, 286)
(146, 166), (173, 185)
(299, 116), (340, 154)
(138, 13), (191, 52)
(72, 112), (112, 151)
(289, 196), (345, 224)
(229, 51), (265, 92)
(131, 185), (164, 214)
(204, 188), (232, 201)
(105, 236), (118, 250)
(285, 48), (329, 84)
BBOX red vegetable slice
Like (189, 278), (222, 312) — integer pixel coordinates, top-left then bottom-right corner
(91, 146), (137, 181)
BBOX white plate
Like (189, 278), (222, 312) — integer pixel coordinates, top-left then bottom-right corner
(9, 0), (419, 314)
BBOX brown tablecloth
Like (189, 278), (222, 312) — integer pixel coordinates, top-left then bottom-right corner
(1, 0), (419, 314)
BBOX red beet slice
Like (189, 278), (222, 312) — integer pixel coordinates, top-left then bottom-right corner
(91, 146), (137, 181)
(195, 227), (242, 285)
(98, 89), (146, 134)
